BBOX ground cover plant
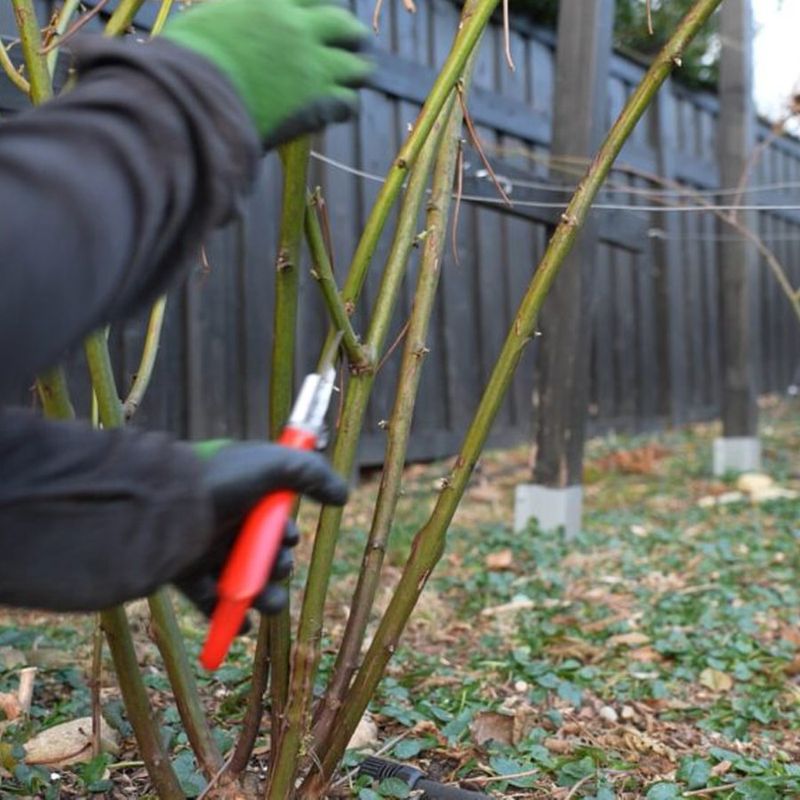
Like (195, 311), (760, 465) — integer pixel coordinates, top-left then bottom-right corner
(1, 398), (798, 798)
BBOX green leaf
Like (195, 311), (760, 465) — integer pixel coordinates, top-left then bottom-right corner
(102, 699), (133, 738)
(556, 757), (595, 788)
(536, 672), (560, 689)
(678, 757), (712, 790)
(393, 738), (432, 759)
(557, 680), (583, 707)
(734, 779), (778, 800)
(75, 753), (113, 793)
(358, 790), (382, 800)
(441, 710), (472, 744)
(378, 777), (410, 798)
(172, 752), (208, 798)
(645, 782), (682, 800)
(488, 755), (536, 788)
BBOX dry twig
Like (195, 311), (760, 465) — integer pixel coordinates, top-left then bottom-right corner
(502, 0), (515, 70)
(451, 139), (465, 265)
(456, 85), (512, 207)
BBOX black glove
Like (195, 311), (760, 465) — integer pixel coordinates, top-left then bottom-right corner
(0, 412), (347, 615)
(174, 441), (348, 623)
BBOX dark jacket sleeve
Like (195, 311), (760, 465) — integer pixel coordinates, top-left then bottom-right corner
(0, 36), (261, 389)
(0, 38), (261, 611)
(0, 409), (215, 611)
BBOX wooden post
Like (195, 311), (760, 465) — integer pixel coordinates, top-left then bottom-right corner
(515, 0), (614, 536)
(714, 0), (761, 474)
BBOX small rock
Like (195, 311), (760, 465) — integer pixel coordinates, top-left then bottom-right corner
(598, 705), (618, 724)
(513, 680), (529, 693)
(621, 705), (636, 720)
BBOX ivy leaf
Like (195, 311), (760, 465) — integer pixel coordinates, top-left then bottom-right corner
(557, 757), (595, 788)
(734, 778), (778, 800)
(441, 710), (472, 744)
(645, 782), (682, 800)
(358, 789), (382, 800)
(488, 755), (536, 788)
(172, 752), (207, 798)
(75, 753), (112, 793)
(678, 757), (711, 790)
(378, 777), (410, 798)
(557, 680), (583, 707)
(393, 738), (433, 759)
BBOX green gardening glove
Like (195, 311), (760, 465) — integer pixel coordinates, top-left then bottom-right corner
(162, 0), (373, 148)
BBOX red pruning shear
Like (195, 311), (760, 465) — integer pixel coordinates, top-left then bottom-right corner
(200, 335), (341, 670)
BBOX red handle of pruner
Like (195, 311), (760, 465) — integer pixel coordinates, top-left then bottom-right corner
(200, 426), (317, 670)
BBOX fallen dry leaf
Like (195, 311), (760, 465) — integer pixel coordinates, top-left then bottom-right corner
(782, 656), (800, 677)
(470, 711), (515, 746)
(480, 597), (534, 617)
(546, 637), (603, 663)
(0, 693), (21, 721)
(485, 549), (514, 571)
(607, 632), (651, 648)
(699, 668), (733, 693)
(628, 646), (663, 663)
(711, 759), (733, 777)
(595, 443), (670, 475)
(749, 486), (798, 504)
(24, 717), (119, 767)
(348, 712), (379, 751)
(698, 491), (745, 508)
(544, 738), (572, 754)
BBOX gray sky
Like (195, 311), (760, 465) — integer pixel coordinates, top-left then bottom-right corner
(753, 0), (800, 120)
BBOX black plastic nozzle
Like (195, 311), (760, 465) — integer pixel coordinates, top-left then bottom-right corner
(358, 756), (492, 800)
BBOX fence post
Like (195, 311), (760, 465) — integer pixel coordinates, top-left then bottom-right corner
(714, 0), (761, 475)
(513, 0), (614, 538)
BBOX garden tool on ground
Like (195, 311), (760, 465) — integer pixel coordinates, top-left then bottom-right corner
(358, 755), (492, 800)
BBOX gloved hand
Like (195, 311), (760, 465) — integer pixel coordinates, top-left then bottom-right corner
(161, 0), (373, 148)
(174, 440), (348, 624)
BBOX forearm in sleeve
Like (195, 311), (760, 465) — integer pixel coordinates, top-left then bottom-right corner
(0, 409), (214, 611)
(0, 37), (260, 390)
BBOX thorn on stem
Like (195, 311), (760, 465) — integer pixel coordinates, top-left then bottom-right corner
(560, 212), (578, 226)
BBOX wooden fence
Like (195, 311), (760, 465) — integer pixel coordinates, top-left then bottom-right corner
(2, 0), (799, 465)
